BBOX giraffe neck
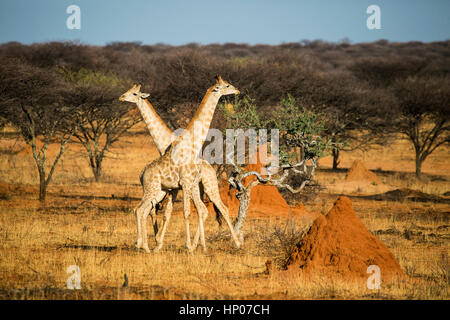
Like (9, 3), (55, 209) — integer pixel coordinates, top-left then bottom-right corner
(182, 87), (221, 156)
(136, 98), (175, 155)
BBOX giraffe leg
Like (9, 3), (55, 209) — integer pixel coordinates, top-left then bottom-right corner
(153, 190), (176, 253)
(154, 193), (171, 244)
(191, 203), (209, 250)
(135, 198), (153, 253)
(191, 184), (208, 253)
(200, 164), (241, 248)
(153, 193), (170, 240)
(207, 189), (241, 248)
(134, 195), (155, 250)
(134, 205), (143, 249)
(181, 185), (193, 251)
(141, 190), (166, 253)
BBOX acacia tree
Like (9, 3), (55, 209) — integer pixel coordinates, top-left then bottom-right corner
(320, 88), (395, 169)
(221, 95), (333, 238)
(299, 71), (393, 169)
(59, 67), (140, 181)
(392, 76), (450, 178)
(0, 60), (77, 201)
(350, 57), (450, 178)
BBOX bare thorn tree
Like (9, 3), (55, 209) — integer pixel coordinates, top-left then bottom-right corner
(0, 60), (77, 201)
(221, 95), (335, 240)
(350, 58), (450, 178)
(392, 76), (450, 178)
(59, 67), (140, 181)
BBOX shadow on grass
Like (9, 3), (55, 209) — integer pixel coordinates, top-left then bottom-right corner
(56, 244), (120, 252)
(0, 285), (200, 300)
(317, 167), (448, 182)
(57, 194), (141, 201)
(349, 188), (450, 204)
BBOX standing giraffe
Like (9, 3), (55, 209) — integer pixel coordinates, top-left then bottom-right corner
(120, 77), (240, 253)
(119, 83), (235, 252)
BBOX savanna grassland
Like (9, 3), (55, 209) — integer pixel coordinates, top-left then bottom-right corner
(0, 123), (448, 300)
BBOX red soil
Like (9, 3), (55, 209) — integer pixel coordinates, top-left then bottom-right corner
(283, 196), (405, 284)
(0, 182), (15, 194)
(0, 181), (35, 196)
(345, 159), (383, 185)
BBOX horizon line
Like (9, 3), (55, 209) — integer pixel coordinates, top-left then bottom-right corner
(2, 38), (450, 47)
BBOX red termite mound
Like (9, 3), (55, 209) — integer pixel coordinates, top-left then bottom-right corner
(283, 196), (405, 283)
(215, 180), (307, 218)
(345, 159), (382, 185)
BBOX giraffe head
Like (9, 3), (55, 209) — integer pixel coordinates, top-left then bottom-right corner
(119, 84), (150, 103)
(211, 75), (240, 96)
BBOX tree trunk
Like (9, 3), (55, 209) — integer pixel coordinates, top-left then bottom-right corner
(332, 148), (340, 169)
(87, 153), (103, 182)
(233, 188), (252, 240)
(93, 159), (102, 182)
(93, 168), (101, 182)
(38, 167), (47, 202)
(415, 156), (423, 179)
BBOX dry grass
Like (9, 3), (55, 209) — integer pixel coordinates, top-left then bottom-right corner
(0, 125), (448, 299)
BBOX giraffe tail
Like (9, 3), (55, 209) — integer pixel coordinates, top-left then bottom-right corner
(213, 204), (223, 227)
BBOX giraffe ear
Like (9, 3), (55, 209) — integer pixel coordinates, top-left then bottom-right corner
(140, 93), (150, 99)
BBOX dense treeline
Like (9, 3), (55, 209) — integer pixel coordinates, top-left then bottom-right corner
(1, 40), (449, 112)
(0, 40), (449, 199)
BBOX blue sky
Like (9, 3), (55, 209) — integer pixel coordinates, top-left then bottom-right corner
(0, 0), (449, 45)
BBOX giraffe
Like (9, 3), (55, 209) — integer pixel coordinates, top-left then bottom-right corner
(137, 76), (240, 253)
(119, 83), (236, 252)
(119, 77), (240, 253)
